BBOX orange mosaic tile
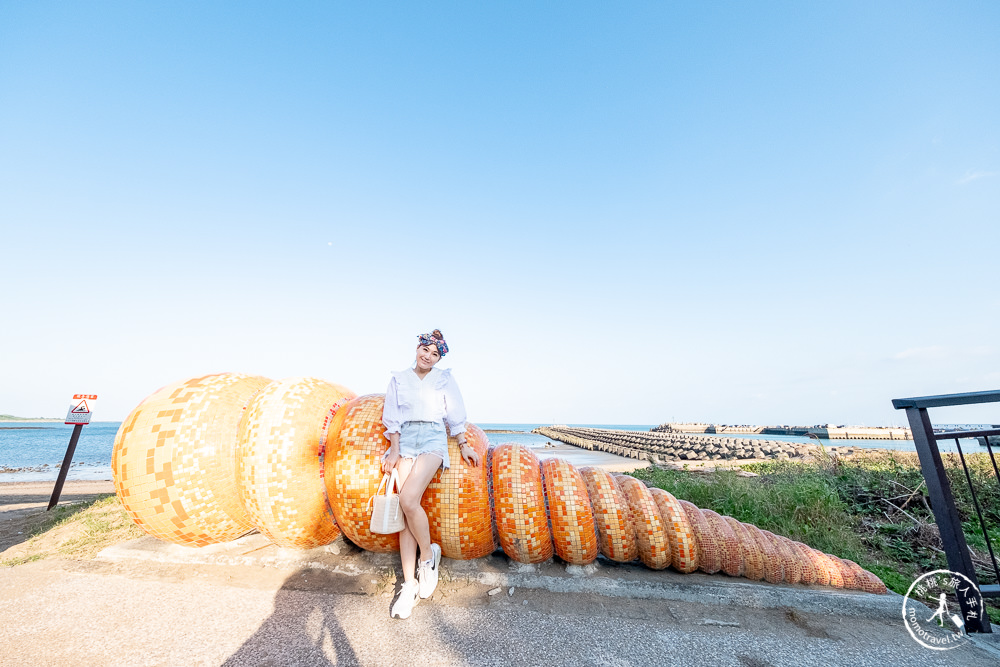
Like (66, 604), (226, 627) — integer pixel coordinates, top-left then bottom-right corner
(743, 524), (784, 584)
(579, 467), (637, 562)
(818, 549), (846, 588)
(786, 539), (817, 585)
(112, 373), (271, 547)
(491, 443), (554, 564)
(540, 458), (598, 565)
(801, 544), (831, 586)
(843, 559), (887, 594)
(420, 423), (495, 560)
(615, 475), (670, 570)
(723, 517), (764, 581)
(679, 500), (721, 574)
(833, 555), (859, 590)
(322, 394), (399, 553)
(236, 377), (356, 548)
(701, 509), (743, 577)
(762, 530), (802, 584)
(648, 488), (698, 573)
(113, 372), (890, 595)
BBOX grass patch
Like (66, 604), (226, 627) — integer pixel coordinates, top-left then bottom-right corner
(0, 494), (144, 566)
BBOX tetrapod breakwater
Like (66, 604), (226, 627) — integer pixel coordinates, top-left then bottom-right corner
(653, 423), (912, 441)
(532, 426), (818, 463)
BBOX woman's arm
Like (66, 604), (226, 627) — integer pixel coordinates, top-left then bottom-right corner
(383, 431), (401, 472)
(443, 372), (479, 467)
(382, 378), (402, 472)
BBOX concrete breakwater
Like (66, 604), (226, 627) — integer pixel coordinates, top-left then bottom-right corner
(653, 423), (912, 441)
(532, 426), (817, 462)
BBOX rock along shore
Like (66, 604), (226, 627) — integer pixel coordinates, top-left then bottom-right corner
(533, 426), (819, 463)
(0, 461), (109, 475)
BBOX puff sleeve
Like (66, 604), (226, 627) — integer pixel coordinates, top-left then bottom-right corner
(442, 370), (467, 437)
(382, 375), (402, 439)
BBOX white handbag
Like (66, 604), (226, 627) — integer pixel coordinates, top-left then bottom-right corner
(369, 469), (405, 534)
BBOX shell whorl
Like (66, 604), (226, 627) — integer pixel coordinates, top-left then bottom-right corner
(113, 376), (887, 594)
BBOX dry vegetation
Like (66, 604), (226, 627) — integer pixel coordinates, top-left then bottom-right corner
(0, 494), (144, 566)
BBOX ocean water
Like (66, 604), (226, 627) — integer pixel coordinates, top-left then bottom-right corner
(0, 421), (121, 482)
(0, 421), (656, 483)
(0, 420), (987, 484)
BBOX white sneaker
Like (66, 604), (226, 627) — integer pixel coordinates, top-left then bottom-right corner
(391, 581), (419, 619)
(418, 543), (442, 599)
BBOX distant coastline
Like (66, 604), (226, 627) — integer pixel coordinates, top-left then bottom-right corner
(0, 415), (63, 423)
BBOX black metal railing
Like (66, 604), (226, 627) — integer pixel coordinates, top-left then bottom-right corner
(892, 389), (1000, 634)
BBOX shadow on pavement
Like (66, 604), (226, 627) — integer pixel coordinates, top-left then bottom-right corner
(222, 568), (365, 666)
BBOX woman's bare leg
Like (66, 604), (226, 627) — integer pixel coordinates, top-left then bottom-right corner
(398, 453), (442, 567)
(395, 457), (419, 584)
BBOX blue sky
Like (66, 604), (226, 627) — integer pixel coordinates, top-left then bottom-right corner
(1, 2), (998, 425)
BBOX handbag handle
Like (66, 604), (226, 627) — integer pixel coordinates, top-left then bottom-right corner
(386, 468), (400, 495)
(368, 469), (402, 513)
(375, 469), (401, 496)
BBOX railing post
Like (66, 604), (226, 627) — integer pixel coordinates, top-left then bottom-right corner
(904, 406), (991, 633)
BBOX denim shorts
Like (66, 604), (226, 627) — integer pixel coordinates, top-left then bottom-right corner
(390, 420), (450, 470)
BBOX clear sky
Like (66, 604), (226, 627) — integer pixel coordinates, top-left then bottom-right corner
(1, 2), (998, 426)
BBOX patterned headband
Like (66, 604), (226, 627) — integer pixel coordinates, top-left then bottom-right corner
(417, 332), (448, 357)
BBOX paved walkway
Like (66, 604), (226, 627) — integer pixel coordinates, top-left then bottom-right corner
(3, 533), (999, 667)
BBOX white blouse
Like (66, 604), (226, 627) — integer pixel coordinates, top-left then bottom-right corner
(382, 366), (468, 439)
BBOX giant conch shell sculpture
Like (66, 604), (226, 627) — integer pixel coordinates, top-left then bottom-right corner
(112, 373), (886, 594)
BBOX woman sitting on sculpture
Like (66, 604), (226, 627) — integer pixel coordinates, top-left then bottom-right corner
(381, 329), (479, 619)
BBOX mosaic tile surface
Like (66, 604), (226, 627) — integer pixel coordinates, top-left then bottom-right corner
(702, 509), (743, 577)
(786, 539), (817, 585)
(615, 475), (670, 570)
(237, 377), (356, 548)
(833, 556), (858, 589)
(801, 543), (831, 586)
(491, 443), (553, 564)
(113, 373), (890, 594)
(679, 500), (722, 574)
(723, 517), (764, 581)
(820, 549), (845, 587)
(579, 467), (637, 562)
(421, 423), (495, 560)
(541, 457), (598, 565)
(112, 373), (272, 546)
(844, 558), (887, 594)
(762, 530), (802, 584)
(323, 394), (399, 553)
(648, 488), (698, 573)
(743, 524), (784, 584)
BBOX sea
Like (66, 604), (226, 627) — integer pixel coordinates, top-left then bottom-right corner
(0, 420), (988, 484)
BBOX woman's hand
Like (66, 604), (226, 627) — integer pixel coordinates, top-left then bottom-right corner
(459, 442), (480, 467)
(382, 446), (400, 473)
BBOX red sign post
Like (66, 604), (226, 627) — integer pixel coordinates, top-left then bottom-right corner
(48, 394), (98, 510)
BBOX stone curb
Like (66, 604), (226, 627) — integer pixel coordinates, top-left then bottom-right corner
(99, 534), (904, 621)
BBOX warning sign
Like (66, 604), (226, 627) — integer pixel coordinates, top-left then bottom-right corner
(65, 394), (97, 425)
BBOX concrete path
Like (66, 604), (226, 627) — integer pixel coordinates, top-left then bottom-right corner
(3, 534), (999, 667)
